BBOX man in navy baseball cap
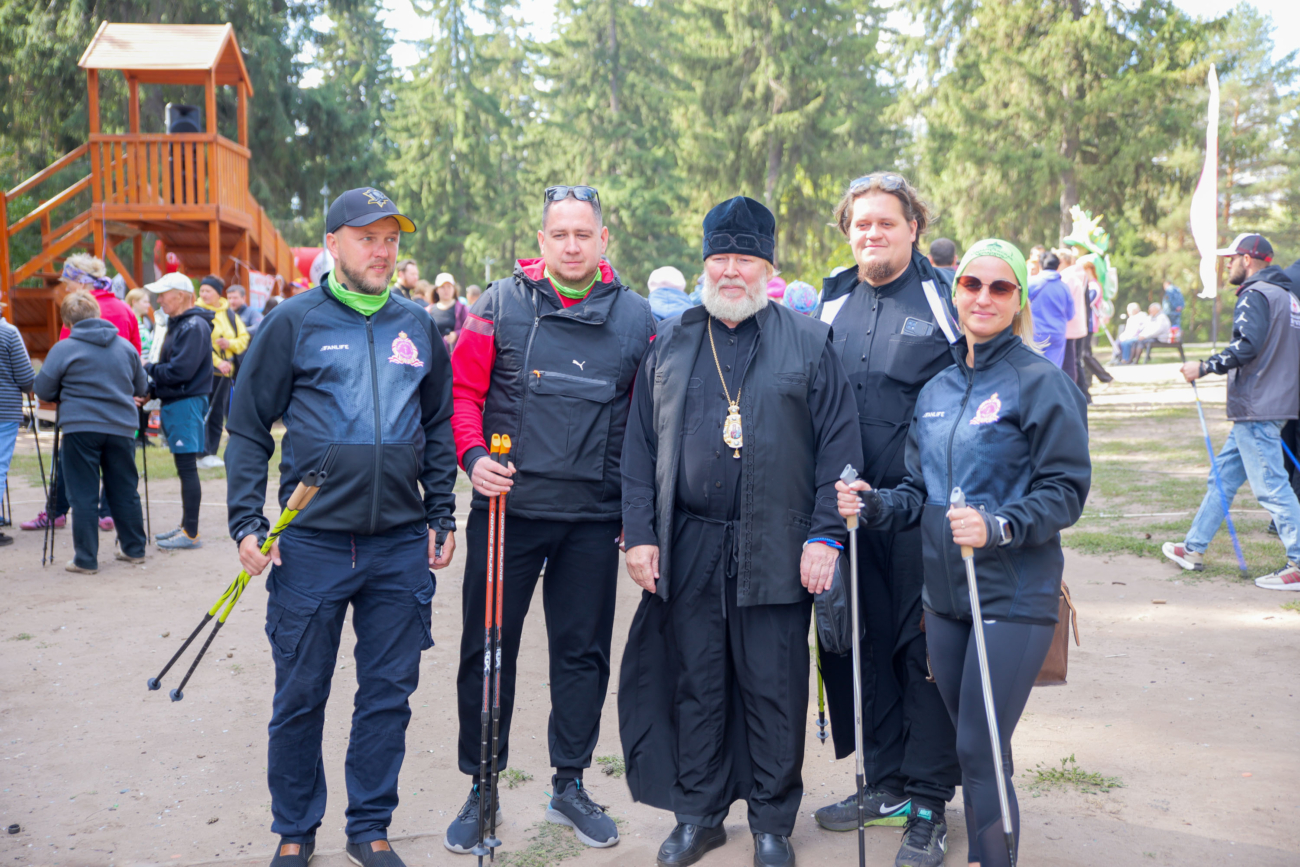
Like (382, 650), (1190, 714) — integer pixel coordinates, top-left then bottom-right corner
(1216, 232), (1274, 263)
(326, 186), (416, 235)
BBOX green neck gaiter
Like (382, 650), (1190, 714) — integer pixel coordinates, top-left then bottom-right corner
(545, 267), (599, 300)
(328, 270), (390, 317)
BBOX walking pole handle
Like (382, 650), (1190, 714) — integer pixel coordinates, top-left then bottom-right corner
(950, 487), (974, 559)
(840, 464), (860, 530)
(286, 475), (324, 512)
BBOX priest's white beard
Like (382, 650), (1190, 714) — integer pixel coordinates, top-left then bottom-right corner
(701, 273), (769, 323)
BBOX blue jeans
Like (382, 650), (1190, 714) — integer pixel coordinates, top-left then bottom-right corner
(266, 521), (434, 844)
(1185, 420), (1300, 563)
(0, 421), (18, 521)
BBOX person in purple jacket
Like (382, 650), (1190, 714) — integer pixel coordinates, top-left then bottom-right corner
(1027, 250), (1074, 368)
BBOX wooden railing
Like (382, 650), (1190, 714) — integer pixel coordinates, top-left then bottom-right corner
(89, 133), (254, 214)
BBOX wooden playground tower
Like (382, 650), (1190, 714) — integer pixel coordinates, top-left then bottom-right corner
(0, 22), (296, 357)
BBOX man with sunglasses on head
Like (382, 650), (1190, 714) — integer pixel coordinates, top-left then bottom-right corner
(444, 184), (654, 854)
(811, 172), (961, 867)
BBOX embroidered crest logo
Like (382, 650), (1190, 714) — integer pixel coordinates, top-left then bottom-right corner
(970, 392), (1001, 426)
(388, 331), (424, 368)
(364, 188), (391, 209)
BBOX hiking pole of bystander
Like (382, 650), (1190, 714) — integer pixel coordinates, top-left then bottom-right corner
(814, 631), (828, 745)
(1277, 435), (1300, 478)
(146, 474), (323, 699)
(475, 434), (504, 865)
(44, 412), (61, 567)
(141, 430), (152, 542)
(488, 434), (512, 859)
(951, 486), (1016, 867)
(1190, 382), (1248, 576)
(841, 463), (867, 867)
(26, 395), (48, 504)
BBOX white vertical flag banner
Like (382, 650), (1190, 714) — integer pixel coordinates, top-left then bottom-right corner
(1190, 64), (1220, 299)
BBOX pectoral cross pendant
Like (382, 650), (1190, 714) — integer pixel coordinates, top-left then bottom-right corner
(723, 403), (743, 458)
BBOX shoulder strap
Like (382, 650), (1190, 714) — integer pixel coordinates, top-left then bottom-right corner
(921, 279), (961, 344)
(1060, 581), (1080, 646)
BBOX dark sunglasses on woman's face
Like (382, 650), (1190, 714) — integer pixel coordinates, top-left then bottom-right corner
(544, 185), (601, 207)
(956, 275), (1020, 299)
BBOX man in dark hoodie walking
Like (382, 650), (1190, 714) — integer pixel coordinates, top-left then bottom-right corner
(811, 172), (961, 867)
(1164, 233), (1300, 591)
(144, 271), (214, 550)
(33, 291), (148, 572)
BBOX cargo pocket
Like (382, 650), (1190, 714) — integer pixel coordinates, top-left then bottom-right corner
(414, 573), (437, 651)
(519, 370), (617, 481)
(265, 581), (322, 661)
(883, 333), (948, 385)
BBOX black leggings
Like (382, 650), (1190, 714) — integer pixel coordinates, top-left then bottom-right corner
(925, 611), (1054, 867)
(173, 452), (201, 537)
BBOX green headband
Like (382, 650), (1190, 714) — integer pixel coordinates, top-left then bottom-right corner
(954, 238), (1029, 308)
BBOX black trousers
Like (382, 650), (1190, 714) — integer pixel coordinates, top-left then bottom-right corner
(61, 431), (147, 568)
(819, 525), (960, 812)
(669, 518), (812, 835)
(926, 612), (1054, 867)
(1282, 420), (1300, 499)
(455, 510), (620, 777)
(205, 375), (232, 457)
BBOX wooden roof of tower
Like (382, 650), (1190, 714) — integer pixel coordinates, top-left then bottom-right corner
(77, 22), (253, 94)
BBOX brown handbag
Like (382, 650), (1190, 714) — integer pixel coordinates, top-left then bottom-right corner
(1035, 582), (1079, 686)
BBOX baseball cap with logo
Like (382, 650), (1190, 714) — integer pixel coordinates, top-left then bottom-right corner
(1216, 232), (1273, 262)
(326, 187), (416, 235)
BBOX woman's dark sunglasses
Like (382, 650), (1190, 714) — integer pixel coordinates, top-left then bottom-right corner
(956, 275), (1019, 298)
(544, 185), (601, 207)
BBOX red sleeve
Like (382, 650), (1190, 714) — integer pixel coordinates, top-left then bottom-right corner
(451, 312), (497, 469)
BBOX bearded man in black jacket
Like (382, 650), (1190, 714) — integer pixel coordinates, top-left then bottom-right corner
(619, 196), (862, 867)
(811, 173), (962, 867)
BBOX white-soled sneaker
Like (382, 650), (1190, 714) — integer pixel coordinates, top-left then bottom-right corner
(1162, 541), (1204, 572)
(1255, 561), (1300, 590)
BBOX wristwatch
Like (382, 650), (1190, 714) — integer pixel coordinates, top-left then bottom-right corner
(995, 516), (1013, 547)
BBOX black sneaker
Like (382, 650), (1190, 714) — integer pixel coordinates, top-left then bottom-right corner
(443, 783), (503, 854)
(268, 837), (314, 867)
(814, 788), (911, 830)
(0, 532), (12, 547)
(894, 806), (947, 867)
(545, 777), (618, 848)
(345, 840), (406, 866)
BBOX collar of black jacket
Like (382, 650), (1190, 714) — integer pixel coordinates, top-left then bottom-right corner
(951, 323), (1022, 371)
(171, 305), (215, 325)
(819, 248), (944, 305)
(1238, 264), (1294, 295)
(514, 259), (627, 324)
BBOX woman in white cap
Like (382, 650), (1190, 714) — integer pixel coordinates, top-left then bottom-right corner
(430, 271), (467, 351)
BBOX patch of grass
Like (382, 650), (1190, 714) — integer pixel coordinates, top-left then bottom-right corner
(498, 821), (586, 867)
(1281, 600), (1300, 613)
(501, 768), (533, 789)
(595, 755), (625, 778)
(1025, 754), (1122, 795)
(10, 633), (33, 641)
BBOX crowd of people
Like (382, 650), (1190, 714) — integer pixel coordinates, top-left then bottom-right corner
(0, 176), (1297, 867)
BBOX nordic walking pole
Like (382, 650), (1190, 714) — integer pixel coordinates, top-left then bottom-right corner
(44, 415), (61, 567)
(474, 434), (503, 865)
(27, 395), (48, 504)
(147, 473), (324, 699)
(487, 434), (511, 859)
(1191, 382), (1248, 576)
(840, 464), (866, 867)
(814, 631), (828, 746)
(950, 487), (1016, 867)
(141, 430), (152, 543)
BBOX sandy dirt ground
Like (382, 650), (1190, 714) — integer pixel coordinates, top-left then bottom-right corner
(1, 412), (1298, 866)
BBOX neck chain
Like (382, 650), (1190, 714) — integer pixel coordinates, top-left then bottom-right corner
(707, 317), (745, 458)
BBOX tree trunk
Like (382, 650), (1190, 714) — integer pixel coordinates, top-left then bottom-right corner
(608, 0), (620, 114)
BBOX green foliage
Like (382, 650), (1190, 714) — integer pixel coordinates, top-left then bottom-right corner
(501, 767), (533, 788)
(1025, 754), (1123, 795)
(595, 754), (625, 777)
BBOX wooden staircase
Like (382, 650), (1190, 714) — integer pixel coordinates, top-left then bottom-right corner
(0, 23), (298, 358)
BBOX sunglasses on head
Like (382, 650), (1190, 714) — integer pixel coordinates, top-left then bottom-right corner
(544, 185), (601, 207)
(848, 172), (908, 193)
(956, 274), (1020, 299)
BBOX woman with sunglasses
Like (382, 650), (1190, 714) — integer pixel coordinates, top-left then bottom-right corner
(837, 239), (1090, 867)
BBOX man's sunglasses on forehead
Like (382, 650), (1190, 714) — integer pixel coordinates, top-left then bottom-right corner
(544, 185), (601, 207)
(848, 172), (908, 193)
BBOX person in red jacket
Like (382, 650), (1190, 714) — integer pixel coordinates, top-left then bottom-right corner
(20, 254), (141, 532)
(56, 254), (142, 352)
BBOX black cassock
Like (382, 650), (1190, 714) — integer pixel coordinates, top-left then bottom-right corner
(619, 315), (826, 835)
